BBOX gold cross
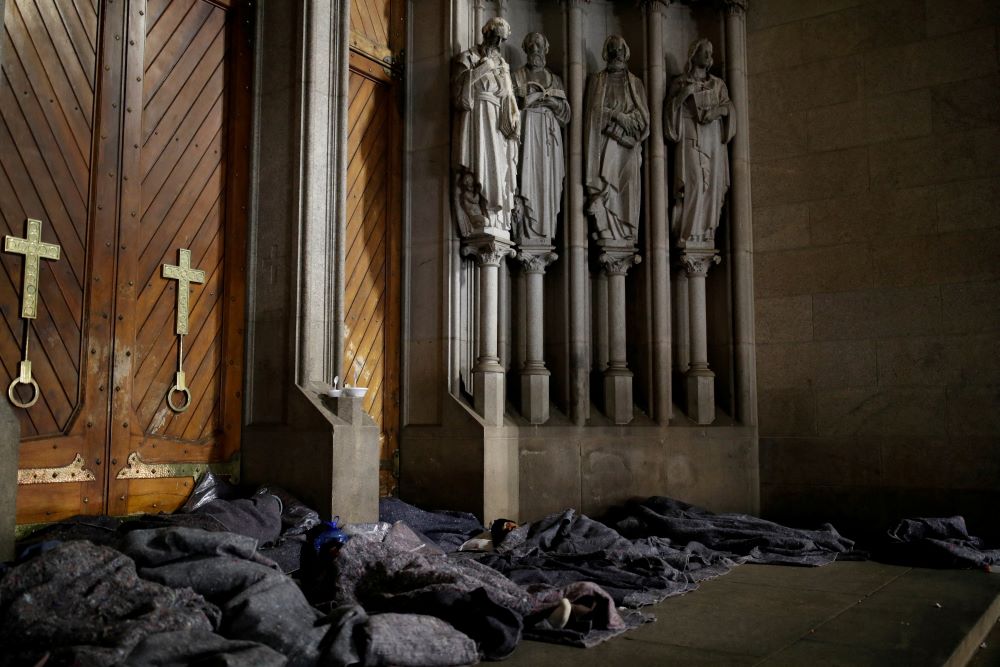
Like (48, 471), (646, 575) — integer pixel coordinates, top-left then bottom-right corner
(162, 249), (205, 335)
(4, 218), (61, 319)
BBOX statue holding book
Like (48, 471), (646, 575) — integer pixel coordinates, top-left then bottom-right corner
(665, 38), (735, 247)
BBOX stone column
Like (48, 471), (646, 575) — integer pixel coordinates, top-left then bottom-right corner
(724, 0), (757, 426)
(566, 0), (589, 425)
(598, 243), (641, 424)
(673, 270), (690, 373)
(462, 236), (515, 425)
(681, 249), (721, 425)
(517, 246), (557, 424)
(646, 0), (672, 423)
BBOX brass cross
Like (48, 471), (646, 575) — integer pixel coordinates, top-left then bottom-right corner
(162, 249), (205, 335)
(5, 218), (61, 319)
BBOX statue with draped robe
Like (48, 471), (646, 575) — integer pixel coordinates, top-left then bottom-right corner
(665, 38), (735, 247)
(452, 17), (521, 238)
(584, 35), (649, 244)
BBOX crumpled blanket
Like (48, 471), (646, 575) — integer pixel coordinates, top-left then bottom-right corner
(119, 527), (344, 666)
(326, 522), (532, 660)
(523, 581), (650, 648)
(0, 540), (219, 667)
(610, 496), (855, 566)
(477, 509), (712, 608)
(379, 497), (485, 552)
(885, 516), (1000, 569)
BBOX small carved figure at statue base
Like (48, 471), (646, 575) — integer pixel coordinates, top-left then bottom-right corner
(666, 38), (735, 248)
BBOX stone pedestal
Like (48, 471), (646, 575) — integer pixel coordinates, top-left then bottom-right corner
(244, 384), (379, 525)
(516, 246), (557, 424)
(681, 248), (721, 425)
(462, 235), (515, 426)
(597, 241), (641, 425)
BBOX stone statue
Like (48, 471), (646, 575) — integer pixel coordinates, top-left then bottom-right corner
(512, 32), (570, 244)
(452, 17), (521, 238)
(665, 38), (735, 247)
(584, 35), (649, 244)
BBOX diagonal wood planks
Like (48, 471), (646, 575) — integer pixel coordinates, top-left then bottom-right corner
(0, 0), (96, 437)
(133, 0), (228, 442)
(343, 66), (399, 494)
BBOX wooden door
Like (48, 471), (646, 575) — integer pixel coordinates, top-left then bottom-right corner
(1, 0), (251, 523)
(346, 0), (402, 497)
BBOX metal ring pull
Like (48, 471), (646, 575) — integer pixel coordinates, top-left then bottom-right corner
(166, 368), (191, 413)
(8, 375), (40, 409)
(167, 384), (192, 412)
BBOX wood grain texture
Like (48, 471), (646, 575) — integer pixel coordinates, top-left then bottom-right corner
(345, 61), (400, 498)
(1, 0), (95, 438)
(5, 0), (250, 522)
(4, 0), (113, 523)
(107, 0), (250, 516)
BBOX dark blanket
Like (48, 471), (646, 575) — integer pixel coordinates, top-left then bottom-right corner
(610, 496), (855, 566)
(379, 497), (485, 552)
(522, 581), (650, 648)
(477, 509), (710, 608)
(119, 527), (344, 666)
(327, 522), (532, 660)
(884, 517), (1000, 569)
(3, 526), (483, 667)
(0, 540), (220, 667)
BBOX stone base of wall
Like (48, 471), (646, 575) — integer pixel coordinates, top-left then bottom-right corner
(401, 398), (758, 523)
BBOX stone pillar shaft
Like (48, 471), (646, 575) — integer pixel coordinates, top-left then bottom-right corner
(566, 0), (588, 425)
(646, 0), (671, 423)
(598, 244), (640, 425)
(463, 236), (514, 425)
(725, 1), (757, 426)
(525, 270), (544, 364)
(687, 271), (708, 369)
(674, 271), (690, 372)
(607, 272), (628, 369)
(477, 261), (501, 371)
(682, 249), (720, 425)
(517, 248), (556, 424)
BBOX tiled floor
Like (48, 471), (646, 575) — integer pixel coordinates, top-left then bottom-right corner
(502, 562), (1000, 666)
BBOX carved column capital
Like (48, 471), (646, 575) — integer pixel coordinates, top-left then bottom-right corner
(680, 249), (721, 277)
(642, 0), (672, 14)
(461, 236), (516, 267)
(517, 247), (558, 274)
(722, 0), (747, 17)
(598, 250), (642, 276)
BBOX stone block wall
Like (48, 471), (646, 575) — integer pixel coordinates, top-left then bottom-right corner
(747, 0), (1000, 539)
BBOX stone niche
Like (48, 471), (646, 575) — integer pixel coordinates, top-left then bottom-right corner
(400, 0), (758, 523)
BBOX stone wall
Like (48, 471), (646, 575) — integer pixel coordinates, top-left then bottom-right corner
(747, 0), (1000, 538)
